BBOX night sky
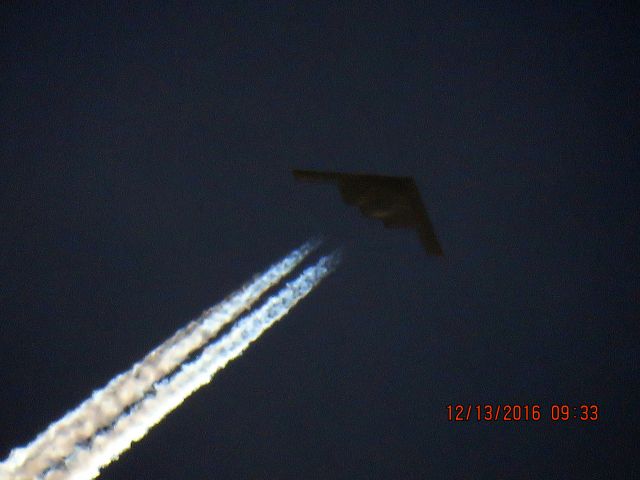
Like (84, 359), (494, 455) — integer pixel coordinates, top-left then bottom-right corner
(1, 2), (638, 479)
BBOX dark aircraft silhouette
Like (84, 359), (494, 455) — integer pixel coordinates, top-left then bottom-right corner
(292, 170), (444, 255)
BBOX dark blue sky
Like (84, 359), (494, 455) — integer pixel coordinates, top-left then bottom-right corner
(1, 2), (638, 478)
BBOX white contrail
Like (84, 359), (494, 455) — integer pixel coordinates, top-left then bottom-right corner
(0, 241), (327, 480)
(42, 252), (338, 480)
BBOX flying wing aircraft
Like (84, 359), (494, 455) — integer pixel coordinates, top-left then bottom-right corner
(292, 170), (444, 255)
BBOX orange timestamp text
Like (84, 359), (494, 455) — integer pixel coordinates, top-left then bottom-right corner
(446, 404), (599, 422)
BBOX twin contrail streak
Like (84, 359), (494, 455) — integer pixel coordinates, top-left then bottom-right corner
(2, 240), (318, 478)
(0, 241), (338, 480)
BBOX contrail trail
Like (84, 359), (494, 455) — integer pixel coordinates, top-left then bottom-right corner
(1, 240), (318, 478)
(0, 241), (335, 480)
(44, 252), (339, 480)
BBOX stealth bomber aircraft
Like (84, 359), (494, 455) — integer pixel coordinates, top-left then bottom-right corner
(292, 170), (443, 255)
